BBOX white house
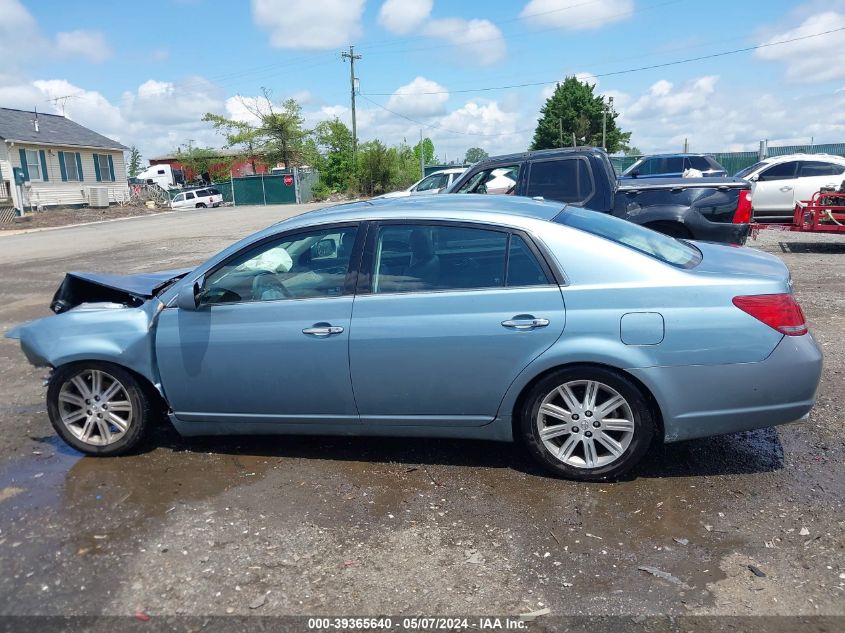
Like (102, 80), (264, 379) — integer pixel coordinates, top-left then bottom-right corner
(0, 107), (130, 212)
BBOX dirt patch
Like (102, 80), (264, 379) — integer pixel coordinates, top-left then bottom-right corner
(0, 204), (168, 232)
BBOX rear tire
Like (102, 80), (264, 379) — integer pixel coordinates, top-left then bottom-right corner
(646, 221), (692, 239)
(47, 362), (153, 456)
(519, 366), (655, 481)
(196, 203), (207, 208)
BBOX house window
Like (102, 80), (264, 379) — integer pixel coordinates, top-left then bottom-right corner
(63, 152), (80, 181)
(25, 150), (42, 181)
(97, 154), (114, 182)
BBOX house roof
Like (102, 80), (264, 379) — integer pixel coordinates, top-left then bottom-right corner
(0, 108), (127, 151)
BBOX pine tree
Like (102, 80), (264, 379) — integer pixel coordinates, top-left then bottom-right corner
(530, 76), (631, 153)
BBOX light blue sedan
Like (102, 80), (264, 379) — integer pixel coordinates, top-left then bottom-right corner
(5, 196), (822, 480)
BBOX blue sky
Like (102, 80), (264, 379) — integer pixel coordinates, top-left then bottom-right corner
(3, 0), (844, 162)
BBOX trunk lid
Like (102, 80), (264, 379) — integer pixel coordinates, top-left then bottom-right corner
(689, 241), (790, 284)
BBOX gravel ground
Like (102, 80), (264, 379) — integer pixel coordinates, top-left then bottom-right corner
(0, 209), (842, 629)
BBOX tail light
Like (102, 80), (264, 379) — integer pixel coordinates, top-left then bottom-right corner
(733, 189), (752, 224)
(732, 294), (807, 336)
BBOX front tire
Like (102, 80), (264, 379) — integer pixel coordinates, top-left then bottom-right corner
(46, 362), (153, 456)
(519, 366), (655, 481)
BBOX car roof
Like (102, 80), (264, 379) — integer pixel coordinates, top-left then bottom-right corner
(469, 146), (607, 166)
(761, 153), (845, 164)
(634, 153), (711, 158)
(281, 194), (566, 230)
(430, 167), (466, 174)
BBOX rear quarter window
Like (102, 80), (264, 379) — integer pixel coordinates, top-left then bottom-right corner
(553, 207), (702, 268)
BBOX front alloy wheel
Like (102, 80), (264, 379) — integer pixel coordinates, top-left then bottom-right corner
(521, 367), (654, 481)
(47, 362), (153, 456)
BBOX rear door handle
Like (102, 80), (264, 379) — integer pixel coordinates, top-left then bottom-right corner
(780, 186), (793, 192)
(302, 324), (344, 337)
(501, 316), (550, 331)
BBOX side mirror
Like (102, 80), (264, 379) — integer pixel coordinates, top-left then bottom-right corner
(749, 174), (759, 182)
(176, 281), (200, 310)
(630, 169), (640, 178)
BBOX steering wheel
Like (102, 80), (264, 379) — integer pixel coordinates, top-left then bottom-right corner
(252, 270), (293, 301)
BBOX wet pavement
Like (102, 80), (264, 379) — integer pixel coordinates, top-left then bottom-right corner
(0, 206), (843, 621)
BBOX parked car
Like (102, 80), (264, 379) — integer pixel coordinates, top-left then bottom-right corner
(621, 154), (728, 179)
(171, 187), (222, 210)
(448, 148), (752, 244)
(734, 154), (845, 221)
(378, 168), (466, 199)
(6, 196), (821, 481)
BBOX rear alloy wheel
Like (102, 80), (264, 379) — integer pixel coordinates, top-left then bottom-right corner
(520, 367), (654, 481)
(46, 363), (152, 456)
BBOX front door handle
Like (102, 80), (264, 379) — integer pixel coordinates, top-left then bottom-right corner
(501, 316), (550, 331)
(779, 186), (793, 192)
(302, 323), (344, 337)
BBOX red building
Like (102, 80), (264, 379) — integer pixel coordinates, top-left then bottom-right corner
(148, 148), (272, 181)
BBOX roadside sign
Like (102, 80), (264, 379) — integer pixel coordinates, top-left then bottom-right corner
(283, 175), (294, 187)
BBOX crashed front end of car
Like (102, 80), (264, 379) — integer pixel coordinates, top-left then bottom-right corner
(5, 268), (190, 378)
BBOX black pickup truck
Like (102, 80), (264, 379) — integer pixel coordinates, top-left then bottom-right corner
(447, 147), (753, 244)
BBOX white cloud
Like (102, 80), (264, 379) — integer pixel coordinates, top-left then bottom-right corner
(520, 0), (633, 30)
(55, 30), (112, 63)
(0, 1), (112, 68)
(251, 0), (365, 49)
(611, 74), (845, 152)
(755, 11), (845, 82)
(378, 0), (432, 34)
(386, 77), (449, 117)
(423, 18), (506, 66)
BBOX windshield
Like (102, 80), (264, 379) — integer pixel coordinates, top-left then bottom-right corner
(621, 158), (644, 176)
(553, 207), (702, 268)
(735, 161), (767, 179)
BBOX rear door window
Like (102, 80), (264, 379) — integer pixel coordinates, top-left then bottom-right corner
(799, 161), (845, 177)
(372, 225), (508, 294)
(526, 157), (594, 205)
(185, 192), (195, 200)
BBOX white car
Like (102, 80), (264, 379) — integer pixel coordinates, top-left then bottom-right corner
(736, 154), (845, 220)
(170, 187), (223, 210)
(378, 168), (466, 199)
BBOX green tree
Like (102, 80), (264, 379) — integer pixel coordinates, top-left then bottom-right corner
(177, 146), (227, 181)
(413, 137), (435, 166)
(202, 112), (264, 174)
(355, 140), (396, 196)
(313, 118), (354, 190)
(464, 147), (489, 164)
(203, 89), (309, 170)
(530, 76), (631, 153)
(127, 145), (143, 177)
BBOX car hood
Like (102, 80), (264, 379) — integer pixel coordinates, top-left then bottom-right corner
(49, 268), (192, 314)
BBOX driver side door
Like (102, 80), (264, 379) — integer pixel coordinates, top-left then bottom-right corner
(155, 223), (362, 426)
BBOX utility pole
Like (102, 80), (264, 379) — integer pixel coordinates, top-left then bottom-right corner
(419, 128), (425, 178)
(602, 95), (614, 150)
(341, 45), (362, 165)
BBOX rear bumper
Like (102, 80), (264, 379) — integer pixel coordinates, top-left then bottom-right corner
(628, 333), (823, 443)
(692, 220), (751, 245)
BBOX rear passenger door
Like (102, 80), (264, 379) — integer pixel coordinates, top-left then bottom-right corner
(349, 221), (565, 427)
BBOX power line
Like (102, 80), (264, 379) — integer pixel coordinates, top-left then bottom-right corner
(363, 26), (845, 96)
